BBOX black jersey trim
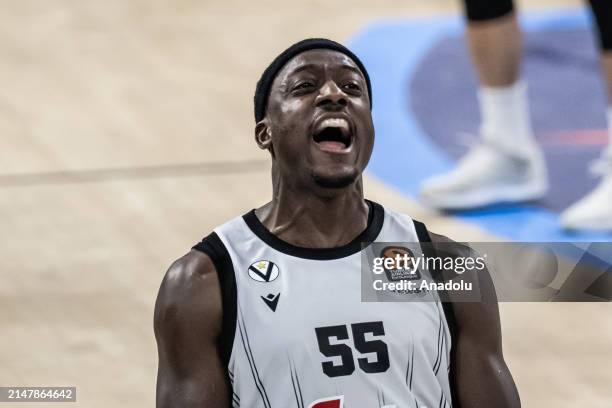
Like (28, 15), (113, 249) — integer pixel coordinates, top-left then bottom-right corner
(433, 315), (444, 375)
(238, 311), (272, 408)
(288, 356), (304, 408)
(192, 232), (237, 406)
(241, 200), (384, 260)
(413, 220), (460, 408)
(406, 340), (415, 389)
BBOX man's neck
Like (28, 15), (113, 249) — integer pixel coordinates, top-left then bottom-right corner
(255, 183), (369, 249)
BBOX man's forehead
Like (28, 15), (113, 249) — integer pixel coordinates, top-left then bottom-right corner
(278, 49), (363, 79)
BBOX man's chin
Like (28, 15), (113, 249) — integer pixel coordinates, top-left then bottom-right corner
(311, 169), (359, 189)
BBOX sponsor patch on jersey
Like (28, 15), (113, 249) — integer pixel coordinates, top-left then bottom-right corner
(248, 260), (280, 282)
(308, 395), (344, 408)
(380, 246), (422, 281)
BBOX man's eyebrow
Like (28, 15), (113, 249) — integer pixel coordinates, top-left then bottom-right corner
(286, 62), (363, 77)
(286, 63), (317, 76)
(340, 63), (362, 76)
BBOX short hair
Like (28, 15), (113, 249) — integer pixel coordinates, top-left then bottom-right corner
(253, 38), (372, 123)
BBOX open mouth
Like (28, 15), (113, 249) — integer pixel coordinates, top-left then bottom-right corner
(312, 118), (352, 152)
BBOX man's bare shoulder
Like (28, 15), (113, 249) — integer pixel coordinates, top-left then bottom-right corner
(428, 230), (454, 243)
(163, 250), (217, 290)
(426, 229), (497, 303)
(155, 249), (222, 338)
(428, 230), (474, 257)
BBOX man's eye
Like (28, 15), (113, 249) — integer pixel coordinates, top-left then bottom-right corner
(343, 83), (361, 92)
(294, 82), (314, 91)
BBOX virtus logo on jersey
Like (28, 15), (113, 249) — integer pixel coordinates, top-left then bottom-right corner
(248, 260), (280, 282)
(307, 395), (344, 408)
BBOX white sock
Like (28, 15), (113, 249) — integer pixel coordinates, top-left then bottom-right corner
(478, 80), (536, 155)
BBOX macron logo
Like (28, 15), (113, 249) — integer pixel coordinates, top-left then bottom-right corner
(261, 293), (280, 312)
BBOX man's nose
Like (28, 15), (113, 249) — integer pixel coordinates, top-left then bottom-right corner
(315, 81), (348, 109)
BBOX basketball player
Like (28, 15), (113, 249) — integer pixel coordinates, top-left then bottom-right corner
(154, 39), (520, 408)
(420, 1), (612, 230)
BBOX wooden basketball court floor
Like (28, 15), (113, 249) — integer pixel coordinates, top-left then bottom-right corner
(0, 0), (610, 406)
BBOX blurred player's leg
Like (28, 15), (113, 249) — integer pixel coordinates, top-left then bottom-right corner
(562, 0), (612, 230)
(466, 4), (521, 87)
(420, 1), (547, 210)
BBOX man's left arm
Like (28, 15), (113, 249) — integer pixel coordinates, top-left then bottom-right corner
(430, 232), (521, 407)
(452, 300), (521, 407)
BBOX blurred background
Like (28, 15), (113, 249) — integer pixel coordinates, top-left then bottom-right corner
(1, 0), (611, 407)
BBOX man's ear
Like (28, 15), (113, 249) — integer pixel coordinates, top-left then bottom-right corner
(255, 120), (273, 151)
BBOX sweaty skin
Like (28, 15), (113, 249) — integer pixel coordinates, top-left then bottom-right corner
(154, 49), (521, 408)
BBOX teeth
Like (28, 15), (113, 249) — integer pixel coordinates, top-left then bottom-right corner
(320, 118), (349, 131)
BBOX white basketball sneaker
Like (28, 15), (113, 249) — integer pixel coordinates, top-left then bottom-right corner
(561, 151), (612, 231)
(420, 142), (548, 210)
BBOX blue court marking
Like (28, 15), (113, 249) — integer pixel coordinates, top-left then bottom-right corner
(349, 9), (612, 241)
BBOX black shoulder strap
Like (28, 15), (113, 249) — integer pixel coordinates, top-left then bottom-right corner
(192, 232), (237, 371)
(413, 220), (461, 407)
(413, 219), (431, 244)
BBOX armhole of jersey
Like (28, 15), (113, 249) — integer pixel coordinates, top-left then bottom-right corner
(192, 232), (237, 373)
(413, 219), (461, 407)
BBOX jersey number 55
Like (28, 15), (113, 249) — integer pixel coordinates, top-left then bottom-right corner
(315, 321), (390, 377)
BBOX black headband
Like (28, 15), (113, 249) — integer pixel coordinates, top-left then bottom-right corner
(254, 38), (372, 123)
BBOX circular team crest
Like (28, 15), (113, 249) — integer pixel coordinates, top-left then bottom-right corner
(248, 260), (280, 282)
(381, 246), (416, 272)
(379, 246), (424, 296)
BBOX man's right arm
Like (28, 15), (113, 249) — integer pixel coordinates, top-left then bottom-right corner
(154, 250), (230, 408)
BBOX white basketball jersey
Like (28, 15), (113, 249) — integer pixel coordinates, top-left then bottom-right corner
(194, 201), (454, 408)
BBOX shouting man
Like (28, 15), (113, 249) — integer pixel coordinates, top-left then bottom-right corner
(154, 38), (520, 408)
